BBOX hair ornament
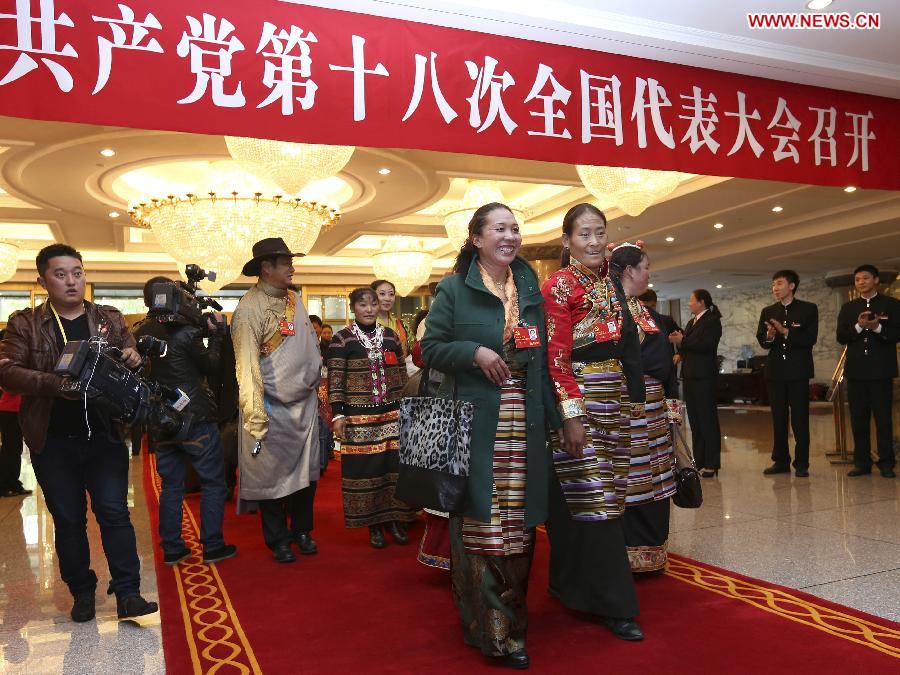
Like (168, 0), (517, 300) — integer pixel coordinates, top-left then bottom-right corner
(608, 240), (645, 253)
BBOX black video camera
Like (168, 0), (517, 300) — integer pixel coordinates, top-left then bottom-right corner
(54, 335), (192, 442)
(146, 264), (224, 333)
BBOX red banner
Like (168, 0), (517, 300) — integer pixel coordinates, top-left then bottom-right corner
(0, 0), (897, 189)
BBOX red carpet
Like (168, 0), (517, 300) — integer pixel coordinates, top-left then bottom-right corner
(143, 454), (900, 674)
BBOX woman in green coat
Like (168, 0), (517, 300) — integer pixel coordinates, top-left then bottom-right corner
(421, 202), (560, 670)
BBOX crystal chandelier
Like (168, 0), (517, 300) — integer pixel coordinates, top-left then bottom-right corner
(576, 165), (682, 217)
(371, 237), (434, 297)
(0, 241), (19, 283)
(442, 180), (525, 250)
(129, 192), (340, 281)
(224, 136), (355, 196)
(179, 253), (244, 293)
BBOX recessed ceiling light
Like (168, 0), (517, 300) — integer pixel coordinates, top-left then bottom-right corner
(771, 206), (783, 213)
(99, 148), (116, 157)
(716, 284), (723, 289)
(108, 211), (120, 218)
(844, 186), (857, 193)
(648, 283), (654, 288)
(665, 236), (675, 242)
(714, 222), (724, 229)
(377, 167), (391, 175)
(806, 0), (833, 10)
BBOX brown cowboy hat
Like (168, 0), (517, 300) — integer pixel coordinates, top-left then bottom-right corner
(242, 237), (304, 276)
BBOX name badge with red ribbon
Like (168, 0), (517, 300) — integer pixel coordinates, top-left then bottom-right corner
(637, 312), (660, 333)
(384, 350), (398, 365)
(514, 325), (541, 348)
(279, 320), (296, 336)
(593, 319), (621, 343)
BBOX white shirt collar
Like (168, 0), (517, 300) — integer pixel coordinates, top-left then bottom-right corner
(694, 308), (709, 320)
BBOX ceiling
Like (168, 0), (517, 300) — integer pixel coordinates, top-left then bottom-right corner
(0, 115), (897, 298)
(1, 1), (898, 298)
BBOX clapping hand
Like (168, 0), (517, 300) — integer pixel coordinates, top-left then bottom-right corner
(668, 330), (684, 347)
(766, 318), (788, 337)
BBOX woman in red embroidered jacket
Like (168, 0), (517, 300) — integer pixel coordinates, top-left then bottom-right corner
(541, 204), (645, 642)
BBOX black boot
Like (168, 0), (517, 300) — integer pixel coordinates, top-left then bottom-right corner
(295, 532), (318, 555)
(117, 594), (159, 620)
(369, 525), (387, 549)
(273, 543), (296, 563)
(386, 521), (409, 545)
(501, 649), (530, 669)
(71, 594), (96, 623)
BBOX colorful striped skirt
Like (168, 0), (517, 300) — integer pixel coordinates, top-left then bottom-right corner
(417, 510), (451, 571)
(340, 408), (417, 528)
(461, 376), (533, 556)
(625, 376), (677, 505)
(551, 361), (636, 521)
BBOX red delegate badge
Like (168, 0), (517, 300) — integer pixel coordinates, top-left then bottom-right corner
(593, 319), (621, 342)
(384, 351), (398, 365)
(279, 320), (296, 336)
(637, 313), (660, 333)
(514, 325), (541, 348)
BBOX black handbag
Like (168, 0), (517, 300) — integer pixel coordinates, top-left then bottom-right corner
(395, 371), (473, 512)
(671, 423), (703, 509)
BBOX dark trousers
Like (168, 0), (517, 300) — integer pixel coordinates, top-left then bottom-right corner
(155, 421), (228, 555)
(0, 410), (24, 491)
(848, 379), (895, 471)
(259, 482), (317, 549)
(31, 433), (141, 599)
(768, 379), (810, 470)
(683, 376), (721, 470)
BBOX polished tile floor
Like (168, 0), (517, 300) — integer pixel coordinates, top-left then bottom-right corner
(1, 408), (897, 673)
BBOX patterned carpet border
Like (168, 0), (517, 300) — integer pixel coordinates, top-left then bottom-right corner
(665, 553), (900, 659)
(148, 454), (262, 674)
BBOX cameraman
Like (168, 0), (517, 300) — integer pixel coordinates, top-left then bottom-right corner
(0, 244), (157, 623)
(133, 277), (237, 566)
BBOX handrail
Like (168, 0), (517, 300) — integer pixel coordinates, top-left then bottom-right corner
(827, 346), (847, 402)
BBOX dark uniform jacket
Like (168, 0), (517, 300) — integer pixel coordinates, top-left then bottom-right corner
(133, 317), (223, 423)
(836, 294), (900, 380)
(679, 310), (722, 380)
(755, 298), (818, 381)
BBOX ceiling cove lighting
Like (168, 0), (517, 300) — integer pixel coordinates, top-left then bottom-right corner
(99, 148), (116, 157)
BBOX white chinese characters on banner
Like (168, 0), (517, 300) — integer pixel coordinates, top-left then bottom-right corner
(632, 78), (675, 150)
(328, 35), (388, 121)
(176, 13), (245, 108)
(679, 86), (720, 154)
(580, 72), (623, 145)
(92, 4), (163, 95)
(256, 22), (318, 115)
(465, 56), (517, 135)
(524, 64), (572, 139)
(402, 51), (458, 124)
(0, 0), (882, 176)
(0, 0), (77, 92)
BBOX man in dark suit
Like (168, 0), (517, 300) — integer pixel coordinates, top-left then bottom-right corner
(756, 270), (819, 477)
(837, 264), (899, 478)
(639, 289), (680, 359)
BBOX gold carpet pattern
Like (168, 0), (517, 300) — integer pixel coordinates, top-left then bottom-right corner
(149, 454), (261, 674)
(666, 554), (900, 659)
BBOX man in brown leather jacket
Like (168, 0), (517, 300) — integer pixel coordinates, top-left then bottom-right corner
(0, 244), (158, 623)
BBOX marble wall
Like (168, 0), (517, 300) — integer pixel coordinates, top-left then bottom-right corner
(675, 275), (844, 382)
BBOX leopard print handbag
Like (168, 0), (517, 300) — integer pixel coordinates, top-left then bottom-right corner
(396, 371), (473, 512)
